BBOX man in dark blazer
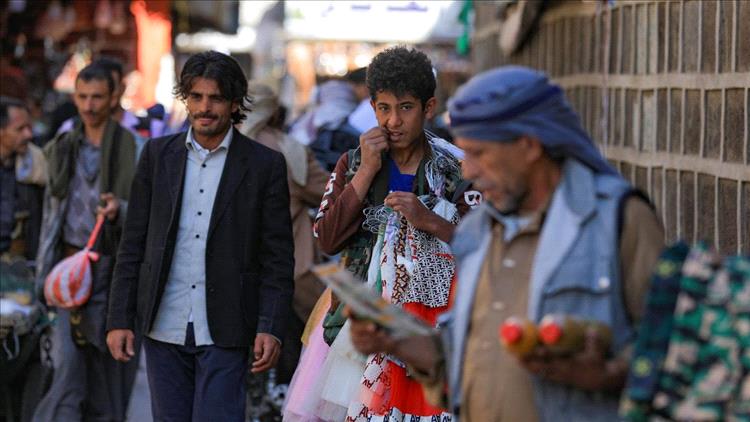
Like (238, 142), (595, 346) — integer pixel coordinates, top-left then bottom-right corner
(106, 51), (294, 421)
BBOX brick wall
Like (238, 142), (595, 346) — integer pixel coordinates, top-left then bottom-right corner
(471, 0), (749, 255)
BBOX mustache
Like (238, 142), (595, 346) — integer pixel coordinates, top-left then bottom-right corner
(192, 113), (218, 119)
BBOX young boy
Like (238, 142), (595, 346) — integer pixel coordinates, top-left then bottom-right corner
(285, 46), (472, 422)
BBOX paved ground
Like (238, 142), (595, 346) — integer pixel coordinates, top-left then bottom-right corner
(125, 353), (152, 422)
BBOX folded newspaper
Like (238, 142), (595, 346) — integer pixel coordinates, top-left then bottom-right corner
(313, 263), (435, 339)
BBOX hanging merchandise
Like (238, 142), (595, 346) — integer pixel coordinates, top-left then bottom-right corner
(34, 0), (77, 42)
(620, 242), (750, 421)
(456, 0), (473, 56)
(94, 0), (113, 30)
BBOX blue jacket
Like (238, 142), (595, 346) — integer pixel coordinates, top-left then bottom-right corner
(442, 159), (634, 421)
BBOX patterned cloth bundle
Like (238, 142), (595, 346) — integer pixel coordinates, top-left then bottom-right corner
(620, 242), (750, 421)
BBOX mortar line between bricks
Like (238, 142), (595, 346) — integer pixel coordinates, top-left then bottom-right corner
(681, 88), (686, 155)
(664, 1), (670, 73)
(630, 5), (638, 75)
(714, 0), (720, 74)
(604, 146), (750, 181)
(714, 174), (719, 252)
(700, 89), (706, 158)
(637, 90), (643, 151)
(737, 182), (750, 254)
(651, 2), (659, 74)
(617, 2), (624, 74)
(667, 87), (672, 153)
(620, 87), (627, 150)
(662, 167), (668, 240)
(731, 0), (737, 72)
(678, 1), (684, 74)
(745, 88), (748, 166)
(553, 72), (750, 90)
(647, 165), (654, 206)
(676, 168), (683, 240)
(693, 171), (698, 243)
(697, 0), (702, 73)
(720, 89), (726, 162)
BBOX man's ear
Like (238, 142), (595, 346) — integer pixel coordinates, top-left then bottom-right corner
(109, 94), (119, 109)
(521, 136), (544, 163)
(423, 97), (437, 119)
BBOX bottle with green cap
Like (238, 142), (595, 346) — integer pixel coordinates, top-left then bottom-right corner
(498, 316), (539, 358)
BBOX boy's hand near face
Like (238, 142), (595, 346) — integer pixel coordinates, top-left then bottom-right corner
(359, 126), (390, 174)
(351, 127), (390, 201)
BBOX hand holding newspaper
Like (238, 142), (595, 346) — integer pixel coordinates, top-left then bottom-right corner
(313, 263), (435, 340)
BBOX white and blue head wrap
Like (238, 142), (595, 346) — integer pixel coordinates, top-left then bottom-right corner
(448, 66), (617, 175)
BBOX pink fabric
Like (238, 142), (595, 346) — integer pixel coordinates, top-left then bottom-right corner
(283, 321), (330, 422)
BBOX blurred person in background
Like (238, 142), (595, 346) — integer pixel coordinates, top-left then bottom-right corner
(345, 67), (377, 134)
(0, 41), (28, 101)
(33, 63), (139, 422)
(240, 81), (329, 387)
(289, 79), (360, 172)
(45, 100), (78, 145)
(57, 57), (166, 154)
(0, 96), (46, 261)
(0, 95), (48, 422)
(27, 96), (49, 141)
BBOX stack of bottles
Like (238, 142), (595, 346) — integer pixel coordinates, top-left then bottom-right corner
(498, 314), (612, 357)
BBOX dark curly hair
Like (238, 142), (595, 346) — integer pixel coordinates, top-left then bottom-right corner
(366, 46), (435, 107)
(174, 51), (250, 124)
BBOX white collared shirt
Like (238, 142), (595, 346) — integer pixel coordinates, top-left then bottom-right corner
(148, 127), (233, 346)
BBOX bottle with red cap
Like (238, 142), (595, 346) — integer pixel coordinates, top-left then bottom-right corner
(498, 316), (539, 358)
(538, 314), (612, 356)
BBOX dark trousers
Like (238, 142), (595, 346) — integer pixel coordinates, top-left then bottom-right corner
(32, 309), (139, 422)
(143, 324), (248, 422)
(276, 312), (304, 384)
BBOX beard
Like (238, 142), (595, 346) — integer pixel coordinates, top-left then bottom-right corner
(488, 180), (529, 216)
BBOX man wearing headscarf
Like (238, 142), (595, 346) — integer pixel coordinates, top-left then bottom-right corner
(288, 79), (360, 171)
(239, 82), (329, 383)
(349, 66), (664, 421)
